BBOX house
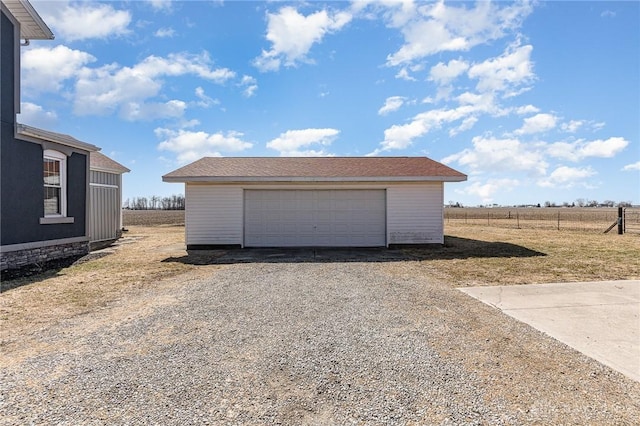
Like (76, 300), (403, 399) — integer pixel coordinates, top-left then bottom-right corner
(0, 1), (123, 271)
(162, 157), (467, 249)
(89, 152), (130, 248)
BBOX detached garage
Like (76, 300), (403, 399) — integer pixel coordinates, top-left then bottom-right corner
(162, 157), (466, 249)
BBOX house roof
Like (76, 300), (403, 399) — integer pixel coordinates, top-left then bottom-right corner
(2, 0), (54, 40)
(163, 157), (467, 183)
(17, 124), (99, 152)
(90, 152), (130, 174)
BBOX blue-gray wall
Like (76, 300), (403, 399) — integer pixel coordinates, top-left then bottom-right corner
(1, 9), (88, 246)
(1, 10), (15, 123)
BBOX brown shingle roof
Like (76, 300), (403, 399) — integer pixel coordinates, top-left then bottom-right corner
(90, 152), (130, 174)
(163, 157), (466, 183)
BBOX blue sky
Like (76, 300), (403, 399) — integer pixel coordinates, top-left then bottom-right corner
(18, 0), (640, 206)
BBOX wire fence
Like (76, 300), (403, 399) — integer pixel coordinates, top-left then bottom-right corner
(444, 207), (635, 232)
(624, 208), (640, 234)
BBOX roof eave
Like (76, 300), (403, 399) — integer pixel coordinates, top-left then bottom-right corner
(91, 166), (131, 174)
(2, 0), (54, 40)
(17, 124), (100, 152)
(163, 176), (467, 183)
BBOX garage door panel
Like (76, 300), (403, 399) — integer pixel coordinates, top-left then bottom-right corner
(244, 190), (386, 247)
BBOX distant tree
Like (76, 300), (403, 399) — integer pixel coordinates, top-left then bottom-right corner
(575, 198), (586, 207)
(618, 201), (632, 207)
(587, 199), (598, 207)
(602, 200), (615, 207)
(150, 195), (160, 209)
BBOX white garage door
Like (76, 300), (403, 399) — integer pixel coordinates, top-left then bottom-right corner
(244, 189), (386, 247)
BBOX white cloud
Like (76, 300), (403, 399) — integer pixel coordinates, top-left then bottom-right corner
(385, 1), (533, 66)
(442, 135), (547, 176)
(546, 137), (629, 161)
(154, 27), (176, 38)
(429, 59), (469, 85)
(375, 93), (502, 153)
(38, 1), (131, 41)
(457, 178), (520, 204)
(120, 100), (186, 121)
(468, 43), (535, 95)
(267, 128), (339, 156)
(17, 102), (58, 128)
(21, 45), (95, 93)
(622, 161), (640, 171)
(239, 75), (258, 97)
(378, 96), (406, 115)
(538, 166), (596, 188)
(254, 6), (352, 71)
(194, 87), (219, 108)
(449, 116), (478, 136)
(601, 10), (616, 18)
(514, 113), (557, 135)
(514, 104), (540, 115)
(146, 0), (173, 12)
(74, 52), (234, 118)
(156, 128), (253, 163)
(395, 67), (417, 81)
(561, 120), (584, 133)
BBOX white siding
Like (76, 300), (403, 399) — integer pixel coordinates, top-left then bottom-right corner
(186, 184), (243, 246)
(184, 182), (445, 247)
(387, 183), (444, 244)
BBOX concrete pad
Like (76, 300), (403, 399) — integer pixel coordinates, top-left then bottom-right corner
(459, 280), (640, 382)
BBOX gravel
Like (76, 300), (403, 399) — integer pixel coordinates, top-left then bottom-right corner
(2, 258), (639, 424)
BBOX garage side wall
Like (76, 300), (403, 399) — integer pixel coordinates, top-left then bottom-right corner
(185, 184), (243, 246)
(387, 183), (444, 244)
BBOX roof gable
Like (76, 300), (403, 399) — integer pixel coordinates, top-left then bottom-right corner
(163, 157), (467, 183)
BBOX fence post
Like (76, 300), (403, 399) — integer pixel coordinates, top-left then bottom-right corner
(618, 207), (624, 235)
(557, 211), (560, 231)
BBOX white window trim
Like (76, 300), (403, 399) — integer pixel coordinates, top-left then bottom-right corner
(42, 149), (69, 220)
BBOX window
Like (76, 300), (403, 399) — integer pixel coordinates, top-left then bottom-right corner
(43, 150), (66, 217)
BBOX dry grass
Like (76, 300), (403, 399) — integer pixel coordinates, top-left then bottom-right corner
(0, 226), (215, 345)
(404, 224), (640, 286)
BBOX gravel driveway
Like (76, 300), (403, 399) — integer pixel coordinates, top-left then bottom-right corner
(2, 255), (639, 424)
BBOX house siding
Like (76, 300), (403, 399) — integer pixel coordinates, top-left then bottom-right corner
(90, 170), (119, 186)
(1, 9), (17, 122)
(184, 182), (445, 247)
(1, 7), (92, 271)
(89, 174), (121, 243)
(387, 183), (444, 244)
(185, 184), (243, 246)
(1, 137), (88, 246)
